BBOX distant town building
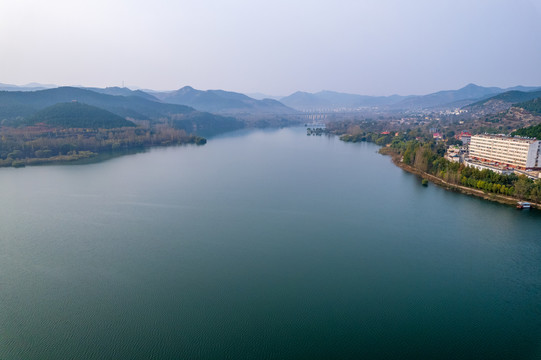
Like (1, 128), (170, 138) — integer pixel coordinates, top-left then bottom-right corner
(445, 145), (467, 163)
(447, 154), (460, 162)
(457, 132), (471, 145)
(433, 132), (443, 140)
(469, 134), (541, 170)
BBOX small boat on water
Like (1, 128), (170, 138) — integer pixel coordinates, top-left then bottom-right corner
(516, 201), (531, 209)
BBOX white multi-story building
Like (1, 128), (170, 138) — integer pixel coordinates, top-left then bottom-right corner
(469, 134), (541, 169)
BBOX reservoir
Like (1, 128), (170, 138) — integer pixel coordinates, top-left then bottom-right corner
(0, 127), (540, 359)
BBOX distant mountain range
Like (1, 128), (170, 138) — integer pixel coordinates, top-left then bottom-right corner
(464, 90), (541, 114)
(81, 86), (160, 102)
(280, 90), (408, 111)
(0, 87), (243, 134)
(279, 84), (541, 111)
(1, 82), (541, 116)
(394, 83), (503, 110)
(0, 82), (57, 92)
(0, 87), (195, 120)
(151, 86), (297, 115)
(246, 93), (284, 101)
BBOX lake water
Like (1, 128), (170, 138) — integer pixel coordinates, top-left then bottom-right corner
(1, 127), (540, 359)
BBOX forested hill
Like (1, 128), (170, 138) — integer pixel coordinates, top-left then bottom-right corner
(0, 87), (244, 167)
(0, 86), (245, 134)
(80, 86), (160, 102)
(0, 87), (195, 121)
(514, 97), (541, 115)
(26, 102), (136, 129)
(154, 86), (297, 115)
(469, 90), (541, 107)
(464, 90), (541, 114)
(512, 122), (541, 139)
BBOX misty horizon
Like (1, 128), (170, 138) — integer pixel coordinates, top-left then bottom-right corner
(2, 81), (541, 99)
(2, 0), (541, 96)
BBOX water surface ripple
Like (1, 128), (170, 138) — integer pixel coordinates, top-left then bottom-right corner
(0, 127), (540, 359)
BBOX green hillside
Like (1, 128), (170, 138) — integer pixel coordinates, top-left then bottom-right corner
(468, 90), (541, 108)
(0, 87), (195, 122)
(0, 87), (245, 135)
(514, 97), (541, 115)
(511, 122), (541, 139)
(27, 102), (135, 129)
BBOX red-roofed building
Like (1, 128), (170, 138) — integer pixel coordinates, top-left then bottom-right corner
(459, 132), (471, 145)
(458, 132), (471, 144)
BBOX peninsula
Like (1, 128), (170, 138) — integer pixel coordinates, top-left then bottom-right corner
(0, 87), (240, 167)
(327, 95), (541, 208)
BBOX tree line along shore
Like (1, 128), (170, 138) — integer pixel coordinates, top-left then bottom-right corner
(329, 122), (541, 209)
(0, 125), (207, 168)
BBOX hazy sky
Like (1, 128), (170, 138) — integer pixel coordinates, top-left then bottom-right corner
(1, 0), (541, 96)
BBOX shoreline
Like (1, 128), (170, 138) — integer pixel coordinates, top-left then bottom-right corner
(0, 141), (206, 169)
(386, 153), (540, 210)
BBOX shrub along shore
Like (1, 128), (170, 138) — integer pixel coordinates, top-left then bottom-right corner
(379, 143), (541, 209)
(385, 151), (539, 209)
(335, 127), (541, 209)
(0, 125), (206, 168)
